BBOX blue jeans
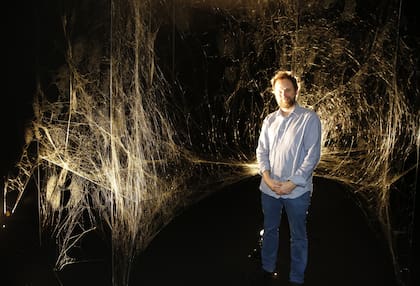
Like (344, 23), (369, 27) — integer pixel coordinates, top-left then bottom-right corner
(261, 191), (311, 284)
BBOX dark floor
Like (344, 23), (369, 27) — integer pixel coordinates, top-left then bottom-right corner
(0, 175), (400, 286)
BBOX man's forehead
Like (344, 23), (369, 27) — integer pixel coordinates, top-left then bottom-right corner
(274, 79), (294, 88)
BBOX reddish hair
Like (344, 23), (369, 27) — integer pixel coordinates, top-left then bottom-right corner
(270, 70), (299, 92)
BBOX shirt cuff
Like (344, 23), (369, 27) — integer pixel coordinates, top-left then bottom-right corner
(287, 175), (306, 187)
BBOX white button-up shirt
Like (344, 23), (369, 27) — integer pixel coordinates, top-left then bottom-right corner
(256, 104), (322, 199)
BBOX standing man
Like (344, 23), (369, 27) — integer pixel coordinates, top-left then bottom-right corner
(256, 70), (321, 286)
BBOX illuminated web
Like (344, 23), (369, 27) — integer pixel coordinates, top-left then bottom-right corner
(3, 0), (418, 285)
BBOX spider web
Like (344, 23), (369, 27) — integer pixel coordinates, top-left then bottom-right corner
(3, 0), (418, 285)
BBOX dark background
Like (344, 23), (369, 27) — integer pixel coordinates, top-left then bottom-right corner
(1, 1), (418, 285)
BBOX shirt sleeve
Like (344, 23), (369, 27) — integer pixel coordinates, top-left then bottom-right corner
(288, 113), (322, 186)
(256, 116), (271, 175)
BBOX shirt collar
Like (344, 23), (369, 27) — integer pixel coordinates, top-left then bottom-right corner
(277, 103), (302, 118)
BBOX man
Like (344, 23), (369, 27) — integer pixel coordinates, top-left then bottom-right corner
(256, 70), (321, 285)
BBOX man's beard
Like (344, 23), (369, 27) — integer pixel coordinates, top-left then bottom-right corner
(280, 97), (296, 108)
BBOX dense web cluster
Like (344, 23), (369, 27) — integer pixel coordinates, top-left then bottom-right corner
(3, 0), (418, 285)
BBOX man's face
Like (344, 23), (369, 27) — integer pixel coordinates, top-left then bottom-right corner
(273, 78), (297, 109)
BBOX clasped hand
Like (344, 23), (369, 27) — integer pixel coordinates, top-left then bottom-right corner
(266, 178), (296, 195)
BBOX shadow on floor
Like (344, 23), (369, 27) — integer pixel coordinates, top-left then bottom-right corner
(1, 176), (398, 286)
